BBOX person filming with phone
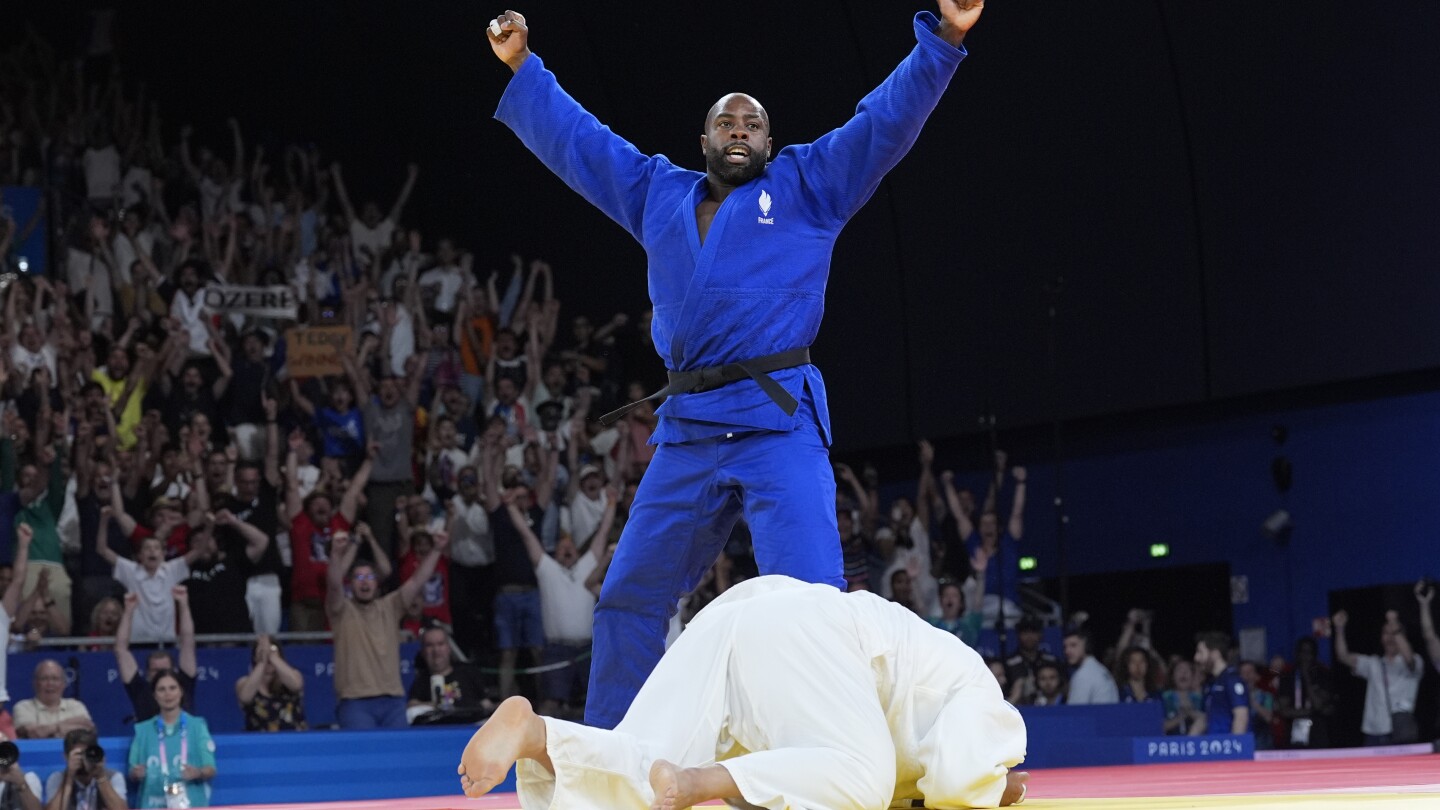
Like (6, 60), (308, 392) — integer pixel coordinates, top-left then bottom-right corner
(44, 730), (126, 810)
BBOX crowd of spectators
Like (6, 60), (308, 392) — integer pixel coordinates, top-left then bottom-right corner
(0, 21), (1436, 801)
(0, 21), (668, 736)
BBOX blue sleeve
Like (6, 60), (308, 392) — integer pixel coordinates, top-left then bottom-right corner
(785, 12), (966, 223)
(495, 55), (669, 240)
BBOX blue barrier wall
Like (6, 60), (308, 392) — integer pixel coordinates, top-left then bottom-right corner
(13, 727), (502, 805)
(8, 644), (420, 735)
(916, 388), (1440, 662)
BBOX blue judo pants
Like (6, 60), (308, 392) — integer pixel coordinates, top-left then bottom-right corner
(584, 423), (844, 729)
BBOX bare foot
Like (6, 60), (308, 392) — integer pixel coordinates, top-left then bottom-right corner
(458, 696), (546, 798)
(1000, 770), (1030, 806)
(649, 759), (687, 810)
(648, 760), (739, 810)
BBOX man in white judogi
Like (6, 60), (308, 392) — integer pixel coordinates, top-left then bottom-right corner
(459, 575), (1029, 809)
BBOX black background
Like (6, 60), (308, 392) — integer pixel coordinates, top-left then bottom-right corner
(19, 1), (1440, 452)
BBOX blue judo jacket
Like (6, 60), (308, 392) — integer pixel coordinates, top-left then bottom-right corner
(496, 12), (965, 445)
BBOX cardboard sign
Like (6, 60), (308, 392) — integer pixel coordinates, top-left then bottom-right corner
(285, 326), (353, 377)
(203, 285), (298, 320)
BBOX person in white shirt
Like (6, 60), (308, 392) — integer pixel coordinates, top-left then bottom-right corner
(418, 240), (468, 314)
(94, 522), (204, 645)
(506, 488), (617, 718)
(7, 322), (56, 384)
(331, 161), (418, 268)
(81, 131), (121, 205)
(1333, 608), (1423, 745)
(1063, 628), (1119, 705)
(459, 576), (1029, 809)
(169, 260), (214, 357)
(12, 660), (95, 739)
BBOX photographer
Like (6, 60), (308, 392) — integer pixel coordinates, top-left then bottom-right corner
(0, 739), (42, 810)
(44, 730), (126, 810)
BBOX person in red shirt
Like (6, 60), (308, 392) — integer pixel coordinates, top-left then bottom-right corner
(400, 529), (451, 636)
(288, 438), (373, 632)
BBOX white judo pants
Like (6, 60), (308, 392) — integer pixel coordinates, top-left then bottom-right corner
(515, 581), (1017, 809)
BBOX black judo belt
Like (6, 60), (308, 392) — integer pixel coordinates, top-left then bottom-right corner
(598, 347), (811, 426)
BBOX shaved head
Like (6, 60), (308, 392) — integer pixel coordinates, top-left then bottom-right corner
(701, 94), (773, 187)
(704, 93), (769, 130)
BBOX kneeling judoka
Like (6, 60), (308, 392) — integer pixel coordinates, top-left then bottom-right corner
(459, 576), (1029, 809)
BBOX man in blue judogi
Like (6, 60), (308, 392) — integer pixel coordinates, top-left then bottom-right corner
(486, 0), (986, 729)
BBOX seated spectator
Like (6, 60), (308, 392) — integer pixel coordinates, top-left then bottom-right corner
(12, 660), (95, 739)
(235, 635), (307, 732)
(1116, 646), (1162, 704)
(115, 588), (197, 723)
(1193, 631), (1249, 736)
(408, 625), (492, 722)
(328, 527), (446, 729)
(1028, 660), (1067, 706)
(0, 737), (43, 810)
(127, 671), (217, 809)
(1004, 617), (1058, 706)
(45, 729), (128, 810)
(1063, 628), (1119, 705)
(1332, 609), (1421, 745)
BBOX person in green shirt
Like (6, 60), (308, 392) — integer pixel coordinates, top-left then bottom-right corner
(4, 440), (72, 631)
(128, 672), (217, 809)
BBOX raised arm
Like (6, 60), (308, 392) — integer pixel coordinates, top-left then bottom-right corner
(330, 162), (357, 224)
(355, 523), (392, 582)
(916, 440), (937, 529)
(397, 531), (448, 607)
(325, 530), (357, 620)
(506, 499), (545, 568)
(339, 450), (374, 524)
(175, 585), (197, 676)
(588, 486), (620, 558)
(487, 11), (668, 240)
(114, 592), (140, 683)
(1331, 610), (1358, 670)
(1009, 465), (1028, 539)
(1417, 581), (1440, 670)
(941, 470), (975, 539)
(2, 524), (33, 619)
(216, 510), (271, 564)
(389, 163), (419, 223)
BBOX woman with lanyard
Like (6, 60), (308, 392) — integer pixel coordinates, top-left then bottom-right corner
(128, 672), (217, 808)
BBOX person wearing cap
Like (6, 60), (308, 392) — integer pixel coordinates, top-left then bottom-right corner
(563, 464), (609, 555)
(459, 575), (1028, 809)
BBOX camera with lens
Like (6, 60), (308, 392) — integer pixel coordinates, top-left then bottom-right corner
(0, 740), (19, 769)
(84, 744), (105, 766)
